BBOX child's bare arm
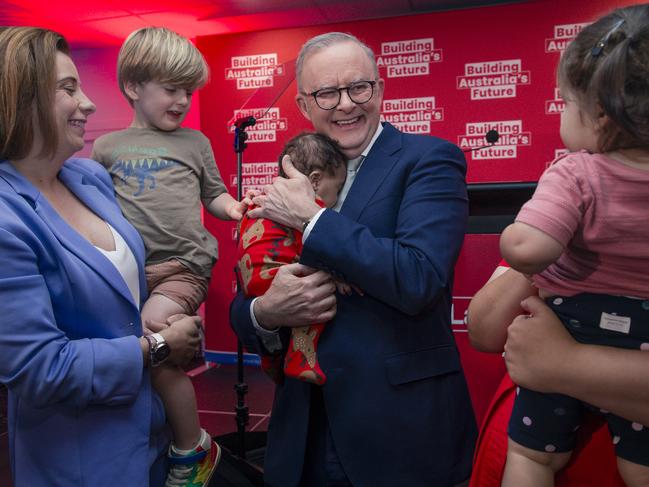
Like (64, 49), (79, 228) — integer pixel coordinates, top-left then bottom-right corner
(206, 192), (248, 221)
(499, 222), (564, 275)
(333, 279), (363, 296)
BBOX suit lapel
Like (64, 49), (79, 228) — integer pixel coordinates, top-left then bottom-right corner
(0, 161), (141, 310)
(60, 165), (145, 309)
(340, 123), (402, 222)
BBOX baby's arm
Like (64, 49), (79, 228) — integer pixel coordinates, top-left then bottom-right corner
(206, 192), (248, 221)
(499, 221), (564, 275)
(333, 279), (363, 296)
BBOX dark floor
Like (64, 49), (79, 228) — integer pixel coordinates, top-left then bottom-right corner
(0, 363), (273, 487)
(192, 363), (274, 439)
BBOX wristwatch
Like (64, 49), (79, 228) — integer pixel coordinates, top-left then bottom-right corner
(145, 333), (170, 367)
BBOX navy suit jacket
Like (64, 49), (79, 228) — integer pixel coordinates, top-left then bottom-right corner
(231, 123), (477, 487)
(0, 159), (168, 486)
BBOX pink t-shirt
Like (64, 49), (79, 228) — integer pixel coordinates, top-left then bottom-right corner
(516, 150), (649, 298)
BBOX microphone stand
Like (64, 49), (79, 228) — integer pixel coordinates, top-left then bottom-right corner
(212, 61), (295, 486)
(233, 116), (256, 460)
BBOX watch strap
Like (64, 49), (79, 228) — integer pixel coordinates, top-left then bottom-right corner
(144, 334), (156, 366)
(145, 333), (168, 367)
(150, 332), (165, 346)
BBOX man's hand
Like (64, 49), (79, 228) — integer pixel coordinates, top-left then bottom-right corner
(248, 155), (321, 230)
(503, 296), (577, 393)
(254, 262), (337, 329)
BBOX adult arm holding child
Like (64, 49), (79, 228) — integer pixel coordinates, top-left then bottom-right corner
(504, 295), (649, 426)
(467, 265), (536, 352)
(468, 264), (649, 487)
(467, 265), (649, 425)
(143, 314), (203, 366)
(236, 155), (337, 339)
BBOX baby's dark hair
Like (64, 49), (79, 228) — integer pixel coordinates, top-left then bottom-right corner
(558, 4), (649, 151)
(278, 132), (347, 178)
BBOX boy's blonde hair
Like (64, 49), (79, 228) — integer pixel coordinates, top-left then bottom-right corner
(118, 27), (209, 105)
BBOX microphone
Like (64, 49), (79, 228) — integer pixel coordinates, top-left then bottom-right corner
(463, 129), (499, 153)
(234, 116), (256, 130)
(233, 116), (257, 153)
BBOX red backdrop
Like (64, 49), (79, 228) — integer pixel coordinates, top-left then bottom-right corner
(196, 0), (639, 422)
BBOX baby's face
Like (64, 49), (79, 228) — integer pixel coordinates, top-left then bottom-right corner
(314, 164), (347, 208)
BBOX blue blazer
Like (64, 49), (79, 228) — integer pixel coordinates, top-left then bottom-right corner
(0, 159), (168, 486)
(231, 123), (477, 487)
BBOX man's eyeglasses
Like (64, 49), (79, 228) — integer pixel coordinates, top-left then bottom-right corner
(306, 80), (377, 110)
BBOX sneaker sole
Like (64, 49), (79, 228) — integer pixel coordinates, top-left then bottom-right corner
(204, 442), (222, 485)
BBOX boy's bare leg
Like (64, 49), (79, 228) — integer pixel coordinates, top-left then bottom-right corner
(502, 438), (571, 487)
(152, 364), (202, 449)
(143, 294), (202, 450)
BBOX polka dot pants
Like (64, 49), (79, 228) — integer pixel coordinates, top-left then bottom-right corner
(508, 386), (649, 465)
(508, 292), (649, 466)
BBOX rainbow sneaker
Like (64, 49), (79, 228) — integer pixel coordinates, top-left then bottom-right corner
(165, 432), (221, 487)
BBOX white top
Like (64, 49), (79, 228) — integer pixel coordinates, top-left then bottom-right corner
(95, 223), (141, 306)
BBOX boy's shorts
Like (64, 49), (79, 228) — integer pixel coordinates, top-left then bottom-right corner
(145, 259), (209, 315)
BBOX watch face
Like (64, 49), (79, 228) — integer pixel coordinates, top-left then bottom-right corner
(153, 343), (170, 363)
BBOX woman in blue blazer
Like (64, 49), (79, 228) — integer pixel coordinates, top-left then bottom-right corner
(0, 27), (202, 486)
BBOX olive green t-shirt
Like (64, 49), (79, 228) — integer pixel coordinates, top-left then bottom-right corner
(92, 127), (227, 278)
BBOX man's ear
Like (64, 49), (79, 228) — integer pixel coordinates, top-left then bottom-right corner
(308, 170), (322, 190)
(375, 78), (385, 102)
(296, 94), (311, 121)
(124, 81), (140, 103)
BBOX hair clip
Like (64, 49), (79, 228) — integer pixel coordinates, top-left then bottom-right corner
(591, 18), (626, 57)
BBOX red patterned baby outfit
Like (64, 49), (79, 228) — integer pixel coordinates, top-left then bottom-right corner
(237, 207), (326, 385)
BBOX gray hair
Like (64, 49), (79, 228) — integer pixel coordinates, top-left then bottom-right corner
(295, 32), (378, 91)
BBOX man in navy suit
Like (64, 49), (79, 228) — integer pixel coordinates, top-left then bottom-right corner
(231, 32), (476, 487)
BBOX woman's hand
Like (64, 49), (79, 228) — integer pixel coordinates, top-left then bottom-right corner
(157, 314), (203, 366)
(503, 296), (576, 393)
